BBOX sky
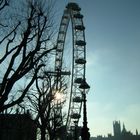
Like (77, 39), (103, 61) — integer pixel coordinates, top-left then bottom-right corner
(56, 0), (140, 137)
(0, 0), (140, 138)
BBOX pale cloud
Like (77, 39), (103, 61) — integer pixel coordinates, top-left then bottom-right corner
(87, 101), (115, 136)
(119, 103), (140, 133)
(87, 101), (140, 137)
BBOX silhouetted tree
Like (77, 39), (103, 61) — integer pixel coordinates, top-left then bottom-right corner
(0, 0), (56, 112)
(25, 71), (68, 140)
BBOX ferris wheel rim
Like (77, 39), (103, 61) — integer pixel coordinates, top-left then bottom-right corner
(55, 2), (87, 132)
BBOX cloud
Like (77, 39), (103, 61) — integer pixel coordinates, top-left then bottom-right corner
(119, 103), (140, 133)
(87, 101), (140, 137)
(87, 101), (116, 136)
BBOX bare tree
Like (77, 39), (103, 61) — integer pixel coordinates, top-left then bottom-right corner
(24, 70), (68, 140)
(0, 0), (56, 112)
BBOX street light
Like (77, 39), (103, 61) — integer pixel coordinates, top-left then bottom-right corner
(79, 79), (90, 140)
(74, 120), (78, 140)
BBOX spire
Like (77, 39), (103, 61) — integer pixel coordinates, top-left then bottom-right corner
(136, 129), (138, 135)
(122, 123), (127, 133)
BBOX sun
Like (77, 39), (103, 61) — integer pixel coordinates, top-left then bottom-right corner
(55, 91), (62, 101)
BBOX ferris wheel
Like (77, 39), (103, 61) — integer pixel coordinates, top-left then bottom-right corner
(54, 2), (88, 138)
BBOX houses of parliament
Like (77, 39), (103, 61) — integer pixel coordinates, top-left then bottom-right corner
(90, 121), (140, 140)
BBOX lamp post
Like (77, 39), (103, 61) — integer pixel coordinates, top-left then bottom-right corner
(79, 79), (90, 140)
(74, 120), (78, 140)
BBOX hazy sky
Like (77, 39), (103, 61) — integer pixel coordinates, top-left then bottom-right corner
(57, 0), (140, 137)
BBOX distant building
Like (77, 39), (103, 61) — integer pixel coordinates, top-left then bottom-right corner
(113, 120), (121, 136)
(90, 121), (140, 140)
(0, 113), (37, 140)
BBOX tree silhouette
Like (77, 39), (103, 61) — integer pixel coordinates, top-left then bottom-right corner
(0, 0), (56, 112)
(25, 71), (68, 140)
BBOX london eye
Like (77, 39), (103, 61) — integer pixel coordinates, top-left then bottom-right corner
(54, 2), (88, 139)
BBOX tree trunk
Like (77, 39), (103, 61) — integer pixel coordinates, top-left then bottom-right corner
(40, 126), (46, 140)
(48, 129), (55, 140)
